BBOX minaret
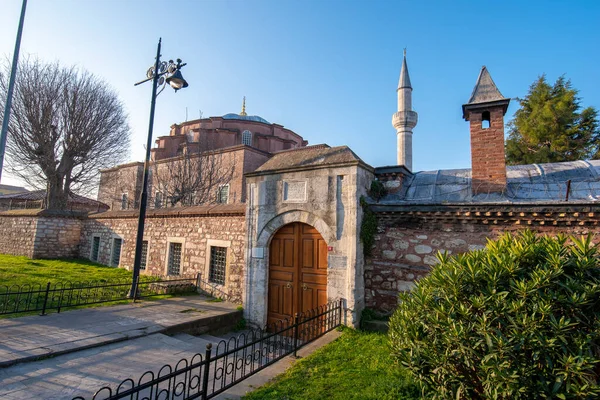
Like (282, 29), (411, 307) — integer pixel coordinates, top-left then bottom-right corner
(392, 49), (418, 171)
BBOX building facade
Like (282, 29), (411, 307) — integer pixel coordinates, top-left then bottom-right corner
(1, 55), (599, 328)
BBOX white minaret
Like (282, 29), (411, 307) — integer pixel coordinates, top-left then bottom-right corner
(392, 49), (418, 171)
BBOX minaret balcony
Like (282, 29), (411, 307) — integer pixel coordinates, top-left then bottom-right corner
(392, 111), (418, 130)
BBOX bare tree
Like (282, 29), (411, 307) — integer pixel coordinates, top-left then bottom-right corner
(152, 147), (236, 208)
(0, 57), (130, 209)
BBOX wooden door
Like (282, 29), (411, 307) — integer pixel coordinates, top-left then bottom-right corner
(267, 222), (327, 326)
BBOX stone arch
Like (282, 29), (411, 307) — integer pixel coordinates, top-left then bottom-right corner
(256, 210), (335, 249)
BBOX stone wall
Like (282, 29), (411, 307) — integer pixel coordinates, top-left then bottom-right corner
(365, 204), (600, 313)
(0, 212), (38, 258)
(33, 215), (83, 258)
(80, 205), (246, 301)
(0, 210), (84, 259)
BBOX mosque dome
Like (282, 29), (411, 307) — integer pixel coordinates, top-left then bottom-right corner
(222, 113), (270, 124)
(223, 96), (270, 125)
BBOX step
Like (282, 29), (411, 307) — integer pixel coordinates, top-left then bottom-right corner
(171, 333), (214, 352)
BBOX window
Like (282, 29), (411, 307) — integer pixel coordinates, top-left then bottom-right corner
(140, 240), (148, 270)
(155, 192), (163, 208)
(111, 238), (123, 267)
(217, 185), (229, 204)
(242, 130), (252, 146)
(91, 236), (100, 262)
(121, 193), (128, 210)
(167, 242), (182, 275)
(481, 111), (491, 129)
(209, 246), (227, 285)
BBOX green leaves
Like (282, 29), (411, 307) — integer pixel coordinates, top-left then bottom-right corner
(505, 74), (600, 165)
(388, 231), (600, 399)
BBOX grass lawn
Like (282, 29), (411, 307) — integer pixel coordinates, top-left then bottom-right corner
(0, 254), (133, 287)
(243, 327), (420, 400)
(0, 255), (182, 317)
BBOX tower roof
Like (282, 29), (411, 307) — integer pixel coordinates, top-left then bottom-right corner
(466, 66), (506, 104)
(463, 66), (510, 120)
(398, 49), (412, 89)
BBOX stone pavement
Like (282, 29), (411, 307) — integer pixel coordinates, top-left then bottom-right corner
(0, 295), (240, 367)
(0, 326), (342, 400)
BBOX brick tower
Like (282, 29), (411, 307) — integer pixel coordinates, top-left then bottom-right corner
(462, 66), (510, 195)
(392, 49), (418, 171)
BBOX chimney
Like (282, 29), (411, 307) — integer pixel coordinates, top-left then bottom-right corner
(462, 66), (510, 195)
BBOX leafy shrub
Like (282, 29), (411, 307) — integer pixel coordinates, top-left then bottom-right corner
(388, 231), (600, 399)
(369, 179), (386, 202)
(359, 197), (378, 257)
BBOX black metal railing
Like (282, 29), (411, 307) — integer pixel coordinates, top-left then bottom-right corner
(195, 273), (242, 304)
(0, 276), (198, 316)
(73, 299), (344, 400)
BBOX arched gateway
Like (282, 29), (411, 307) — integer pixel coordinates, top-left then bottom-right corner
(267, 222), (327, 325)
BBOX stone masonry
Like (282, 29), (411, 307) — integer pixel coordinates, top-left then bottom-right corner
(79, 205), (247, 301)
(0, 210), (83, 259)
(365, 204), (600, 313)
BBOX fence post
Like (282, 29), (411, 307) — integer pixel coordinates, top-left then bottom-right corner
(338, 298), (343, 326)
(201, 343), (212, 400)
(196, 272), (201, 292)
(293, 313), (300, 358)
(57, 286), (65, 314)
(40, 282), (51, 316)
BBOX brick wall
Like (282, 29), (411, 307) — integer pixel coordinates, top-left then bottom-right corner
(365, 204), (600, 313)
(470, 108), (507, 194)
(80, 205), (247, 301)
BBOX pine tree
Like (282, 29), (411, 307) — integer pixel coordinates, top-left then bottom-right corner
(505, 75), (599, 165)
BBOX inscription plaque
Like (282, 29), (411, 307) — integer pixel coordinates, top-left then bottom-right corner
(283, 181), (306, 202)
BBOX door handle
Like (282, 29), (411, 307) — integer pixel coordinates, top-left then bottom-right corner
(286, 282), (292, 289)
(302, 283), (308, 291)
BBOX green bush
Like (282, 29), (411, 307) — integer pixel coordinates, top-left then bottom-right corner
(369, 179), (387, 202)
(388, 231), (600, 399)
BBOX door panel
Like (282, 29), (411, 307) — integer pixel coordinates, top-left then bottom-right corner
(268, 222), (328, 327)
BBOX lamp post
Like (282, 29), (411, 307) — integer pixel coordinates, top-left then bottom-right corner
(129, 38), (188, 298)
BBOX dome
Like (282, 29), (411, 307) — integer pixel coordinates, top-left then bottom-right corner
(222, 113), (270, 124)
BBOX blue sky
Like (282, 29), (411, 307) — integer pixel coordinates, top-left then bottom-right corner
(1, 0), (599, 187)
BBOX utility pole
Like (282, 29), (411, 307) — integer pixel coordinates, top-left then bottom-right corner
(0, 0), (28, 183)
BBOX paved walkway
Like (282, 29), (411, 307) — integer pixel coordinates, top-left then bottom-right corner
(0, 295), (240, 367)
(0, 327), (342, 400)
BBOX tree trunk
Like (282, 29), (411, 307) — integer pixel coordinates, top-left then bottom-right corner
(46, 176), (68, 210)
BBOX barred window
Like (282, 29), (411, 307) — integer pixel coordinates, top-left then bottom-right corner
(209, 246), (227, 285)
(168, 242), (182, 276)
(111, 238), (122, 267)
(217, 185), (229, 204)
(121, 193), (128, 210)
(91, 236), (100, 262)
(140, 240), (148, 270)
(242, 130), (252, 146)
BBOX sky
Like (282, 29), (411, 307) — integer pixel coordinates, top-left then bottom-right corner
(1, 0), (599, 188)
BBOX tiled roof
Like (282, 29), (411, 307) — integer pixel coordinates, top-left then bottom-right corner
(0, 184), (28, 195)
(0, 190), (107, 206)
(466, 66), (507, 104)
(381, 160), (600, 204)
(249, 145), (369, 174)
(92, 204), (245, 219)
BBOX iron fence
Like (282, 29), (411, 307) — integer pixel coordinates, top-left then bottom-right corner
(73, 299), (344, 400)
(195, 273), (242, 304)
(0, 276), (197, 316)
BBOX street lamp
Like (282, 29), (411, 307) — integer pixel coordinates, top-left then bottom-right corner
(129, 38), (188, 298)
